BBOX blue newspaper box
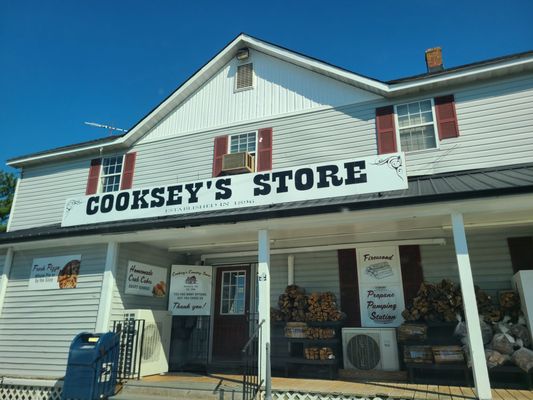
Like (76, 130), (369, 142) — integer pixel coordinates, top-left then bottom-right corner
(62, 332), (120, 400)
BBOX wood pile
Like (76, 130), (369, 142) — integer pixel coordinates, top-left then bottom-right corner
(304, 327), (335, 340)
(403, 345), (433, 364)
(304, 347), (334, 360)
(500, 291), (521, 321)
(306, 292), (344, 322)
(277, 285), (308, 322)
(273, 286), (344, 322)
(402, 279), (498, 323)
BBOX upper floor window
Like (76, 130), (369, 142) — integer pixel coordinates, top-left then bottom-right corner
(395, 99), (439, 152)
(101, 156), (124, 192)
(230, 132), (256, 157)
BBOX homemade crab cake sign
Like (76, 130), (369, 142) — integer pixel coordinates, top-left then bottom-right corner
(125, 261), (168, 298)
(29, 255), (82, 290)
(357, 246), (405, 327)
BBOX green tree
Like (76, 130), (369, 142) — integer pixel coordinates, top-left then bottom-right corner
(0, 171), (16, 232)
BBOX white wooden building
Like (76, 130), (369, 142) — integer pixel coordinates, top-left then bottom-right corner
(1, 34), (533, 400)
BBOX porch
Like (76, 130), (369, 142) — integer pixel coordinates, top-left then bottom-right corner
(112, 372), (533, 400)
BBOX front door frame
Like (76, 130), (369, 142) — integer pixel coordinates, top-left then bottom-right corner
(208, 263), (257, 363)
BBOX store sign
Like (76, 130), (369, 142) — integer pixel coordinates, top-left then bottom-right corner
(125, 261), (168, 297)
(61, 153), (407, 227)
(29, 255), (82, 290)
(357, 246), (405, 327)
(168, 265), (212, 316)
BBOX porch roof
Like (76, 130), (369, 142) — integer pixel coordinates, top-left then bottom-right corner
(1, 162), (533, 245)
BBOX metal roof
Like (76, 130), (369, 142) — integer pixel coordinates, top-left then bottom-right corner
(1, 163), (533, 245)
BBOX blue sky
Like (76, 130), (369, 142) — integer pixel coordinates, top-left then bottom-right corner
(1, 0), (532, 173)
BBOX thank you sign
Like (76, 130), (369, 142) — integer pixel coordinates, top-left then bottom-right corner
(357, 246), (405, 327)
(61, 153), (407, 227)
(168, 265), (213, 316)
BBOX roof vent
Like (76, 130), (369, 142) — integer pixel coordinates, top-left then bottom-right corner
(236, 63), (253, 90)
(425, 47), (444, 73)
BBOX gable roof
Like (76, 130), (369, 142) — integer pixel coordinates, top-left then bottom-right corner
(7, 33), (533, 167)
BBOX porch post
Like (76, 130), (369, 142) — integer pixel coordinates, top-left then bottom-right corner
(95, 242), (119, 332)
(451, 213), (492, 400)
(0, 248), (14, 317)
(257, 229), (271, 388)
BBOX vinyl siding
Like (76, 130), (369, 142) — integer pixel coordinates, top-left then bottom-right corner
(8, 73), (533, 231)
(138, 49), (381, 144)
(420, 228), (532, 298)
(109, 243), (181, 326)
(202, 251), (339, 307)
(0, 244), (107, 379)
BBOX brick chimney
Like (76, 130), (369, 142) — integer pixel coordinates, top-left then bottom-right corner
(425, 47), (444, 73)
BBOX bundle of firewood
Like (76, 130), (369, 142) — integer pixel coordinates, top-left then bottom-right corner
(500, 291), (521, 322)
(304, 347), (334, 360)
(305, 327), (335, 340)
(277, 285), (308, 322)
(402, 280), (498, 323)
(305, 292), (344, 322)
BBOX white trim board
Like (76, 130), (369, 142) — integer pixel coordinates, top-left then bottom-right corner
(200, 238), (446, 262)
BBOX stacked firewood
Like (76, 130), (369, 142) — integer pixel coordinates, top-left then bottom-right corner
(305, 327), (335, 340)
(277, 285), (308, 322)
(305, 292), (344, 322)
(304, 347), (334, 360)
(500, 291), (521, 322)
(402, 280), (497, 323)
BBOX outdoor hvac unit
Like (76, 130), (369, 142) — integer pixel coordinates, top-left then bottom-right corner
(342, 328), (399, 371)
(123, 309), (172, 377)
(221, 152), (254, 174)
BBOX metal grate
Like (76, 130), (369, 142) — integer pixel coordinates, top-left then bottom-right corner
(236, 63), (253, 89)
(113, 318), (146, 381)
(346, 334), (381, 370)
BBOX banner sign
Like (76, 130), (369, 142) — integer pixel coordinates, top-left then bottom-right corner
(125, 261), (168, 297)
(29, 255), (82, 290)
(357, 246), (405, 327)
(61, 153), (407, 227)
(168, 265), (212, 316)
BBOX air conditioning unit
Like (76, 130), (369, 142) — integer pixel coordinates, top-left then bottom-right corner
(123, 309), (172, 377)
(342, 328), (399, 371)
(221, 152), (254, 174)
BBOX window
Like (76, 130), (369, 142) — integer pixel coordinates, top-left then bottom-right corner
(220, 270), (246, 315)
(395, 99), (439, 152)
(235, 63), (253, 90)
(229, 132), (256, 157)
(101, 156), (124, 192)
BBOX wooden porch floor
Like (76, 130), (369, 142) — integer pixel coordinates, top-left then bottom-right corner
(142, 373), (533, 399)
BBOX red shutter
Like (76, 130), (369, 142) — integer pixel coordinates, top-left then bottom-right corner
(85, 158), (102, 195)
(435, 95), (460, 140)
(376, 106), (397, 154)
(337, 249), (361, 327)
(120, 152), (137, 190)
(212, 136), (228, 177)
(257, 128), (273, 172)
(507, 237), (533, 273)
(399, 245), (424, 307)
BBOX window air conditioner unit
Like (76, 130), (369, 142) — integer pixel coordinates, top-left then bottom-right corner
(342, 328), (399, 371)
(123, 309), (172, 377)
(221, 152), (254, 174)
